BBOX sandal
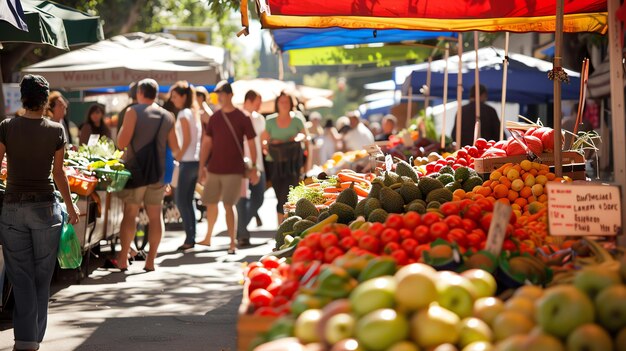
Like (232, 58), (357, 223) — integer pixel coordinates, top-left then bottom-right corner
(177, 244), (195, 251)
(227, 248), (236, 255)
(103, 259), (127, 272)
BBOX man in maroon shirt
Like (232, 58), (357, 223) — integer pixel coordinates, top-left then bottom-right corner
(197, 81), (259, 254)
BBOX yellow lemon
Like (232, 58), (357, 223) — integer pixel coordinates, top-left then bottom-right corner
(520, 160), (532, 171)
(489, 171), (503, 181)
(535, 175), (548, 185)
(531, 183), (544, 197)
(511, 179), (525, 192)
(524, 174), (536, 187)
(507, 168), (520, 181)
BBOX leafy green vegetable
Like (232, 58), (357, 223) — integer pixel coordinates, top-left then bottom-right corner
(287, 183), (325, 205)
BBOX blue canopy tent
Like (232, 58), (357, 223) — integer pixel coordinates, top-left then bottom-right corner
(271, 28), (456, 51)
(400, 47), (581, 105)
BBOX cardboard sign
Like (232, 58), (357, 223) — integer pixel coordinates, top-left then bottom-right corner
(546, 182), (622, 236)
(486, 202), (512, 256)
(385, 154), (393, 172)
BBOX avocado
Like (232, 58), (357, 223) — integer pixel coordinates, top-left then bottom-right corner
(454, 167), (471, 183)
(418, 177), (444, 197)
(398, 182), (422, 204)
(295, 198), (318, 218)
(329, 202), (356, 224)
(364, 198), (382, 217)
(463, 176), (485, 193)
(425, 188), (453, 204)
(395, 159), (419, 182)
(292, 220), (316, 235)
(336, 183), (358, 209)
(368, 208), (389, 223)
(379, 187), (405, 214)
(275, 216), (301, 249)
(437, 173), (455, 185)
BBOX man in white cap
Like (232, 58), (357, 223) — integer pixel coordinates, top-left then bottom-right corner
(343, 110), (374, 151)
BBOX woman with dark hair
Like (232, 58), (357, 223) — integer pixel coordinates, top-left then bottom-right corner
(79, 104), (112, 145)
(0, 74), (80, 351)
(262, 91), (311, 224)
(169, 81), (202, 251)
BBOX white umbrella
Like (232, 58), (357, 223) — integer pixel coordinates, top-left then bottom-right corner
(22, 32), (232, 89)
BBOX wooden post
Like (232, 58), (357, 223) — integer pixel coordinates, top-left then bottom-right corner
(553, 0), (564, 177)
(500, 32), (510, 141)
(473, 32), (481, 143)
(441, 43), (450, 149)
(407, 85), (413, 128)
(608, 0), (626, 246)
(456, 35), (463, 149)
(278, 50), (284, 80)
(424, 57), (432, 110)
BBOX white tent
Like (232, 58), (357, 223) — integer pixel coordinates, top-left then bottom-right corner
(22, 32), (232, 89)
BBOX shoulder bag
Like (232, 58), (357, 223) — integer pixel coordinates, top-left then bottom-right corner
(124, 114), (164, 189)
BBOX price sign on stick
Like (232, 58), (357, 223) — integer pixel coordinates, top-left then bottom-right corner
(486, 202), (512, 257)
(546, 183), (622, 236)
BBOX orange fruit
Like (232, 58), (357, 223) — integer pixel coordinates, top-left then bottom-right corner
(546, 173), (556, 181)
(494, 184), (509, 199)
(529, 169), (538, 176)
(507, 190), (520, 202)
(489, 171), (503, 181)
(476, 186), (492, 197)
(453, 189), (466, 198)
(499, 176), (512, 188)
(520, 186), (532, 198)
(538, 194), (548, 203)
(535, 175), (548, 185)
(490, 181), (500, 189)
(520, 160), (533, 171)
(497, 198), (510, 205)
(514, 197), (528, 208)
(483, 180), (493, 188)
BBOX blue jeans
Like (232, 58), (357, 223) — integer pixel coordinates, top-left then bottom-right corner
(236, 171), (266, 240)
(0, 200), (63, 350)
(175, 162), (199, 245)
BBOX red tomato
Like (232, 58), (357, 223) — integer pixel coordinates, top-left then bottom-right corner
(503, 239), (517, 251)
(446, 156), (456, 162)
(475, 138), (488, 150)
(266, 279), (282, 296)
(366, 222), (385, 238)
(447, 228), (468, 247)
(380, 228), (400, 244)
(401, 238), (419, 254)
(277, 262), (290, 278)
(430, 222), (450, 240)
(422, 212), (441, 227)
(471, 228), (487, 241)
(466, 233), (482, 248)
(440, 202), (461, 217)
(413, 244), (430, 260)
(301, 232), (321, 249)
(288, 262), (307, 281)
(390, 249), (409, 265)
(320, 232), (339, 249)
(339, 236), (357, 250)
(261, 256), (281, 270)
(456, 158), (468, 166)
(249, 268), (273, 291)
(480, 213), (493, 232)
(426, 163), (435, 173)
(463, 204), (483, 222)
(351, 229), (366, 241)
(335, 225), (353, 238)
(434, 163), (444, 172)
(467, 146), (480, 158)
(358, 235), (381, 253)
(254, 306), (280, 316)
(245, 262), (264, 277)
(292, 246), (314, 263)
(402, 211), (421, 230)
(278, 280), (299, 298)
(314, 251), (324, 261)
(270, 295), (289, 308)
(324, 246), (344, 263)
(385, 214), (405, 230)
(457, 149), (468, 159)
(514, 228), (530, 240)
(443, 214), (463, 229)
(413, 225), (431, 243)
(399, 228), (413, 240)
(384, 242), (401, 254)
(461, 218), (478, 231)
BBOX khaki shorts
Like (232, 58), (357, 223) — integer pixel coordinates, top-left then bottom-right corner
(202, 173), (243, 206)
(117, 183), (167, 206)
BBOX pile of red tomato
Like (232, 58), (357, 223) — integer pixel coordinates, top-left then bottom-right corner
(424, 138), (493, 175)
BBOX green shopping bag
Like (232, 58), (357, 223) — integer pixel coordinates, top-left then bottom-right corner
(57, 222), (83, 269)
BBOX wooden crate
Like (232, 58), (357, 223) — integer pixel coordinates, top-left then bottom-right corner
(237, 282), (279, 351)
(473, 151), (585, 174)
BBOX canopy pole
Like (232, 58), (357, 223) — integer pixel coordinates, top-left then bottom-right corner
(553, 0), (564, 177)
(473, 32), (481, 143)
(441, 43), (450, 149)
(456, 34), (463, 149)
(407, 85), (413, 128)
(608, 0), (626, 247)
(500, 32), (510, 141)
(424, 56), (432, 110)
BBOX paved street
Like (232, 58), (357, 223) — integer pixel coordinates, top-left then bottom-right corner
(0, 191), (279, 351)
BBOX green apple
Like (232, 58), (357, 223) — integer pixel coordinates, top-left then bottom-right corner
(386, 341), (421, 351)
(573, 266), (621, 299)
(461, 341), (494, 351)
(295, 309), (323, 344)
(395, 263), (438, 311)
(536, 285), (595, 339)
(355, 308), (408, 351)
(523, 332), (565, 351)
(504, 296), (535, 321)
(324, 313), (356, 344)
(615, 327), (626, 351)
(566, 323), (613, 351)
(495, 335), (526, 351)
(349, 276), (396, 316)
(513, 285), (544, 300)
(457, 317), (493, 348)
(317, 299), (352, 342)
(437, 271), (478, 318)
(330, 338), (364, 351)
(595, 284), (626, 332)
(410, 304), (460, 348)
(491, 311), (534, 341)
(473, 297), (505, 326)
(461, 269), (497, 298)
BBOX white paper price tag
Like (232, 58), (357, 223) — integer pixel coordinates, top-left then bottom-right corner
(486, 202), (512, 257)
(547, 182), (622, 236)
(385, 154), (393, 172)
(87, 134), (100, 147)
